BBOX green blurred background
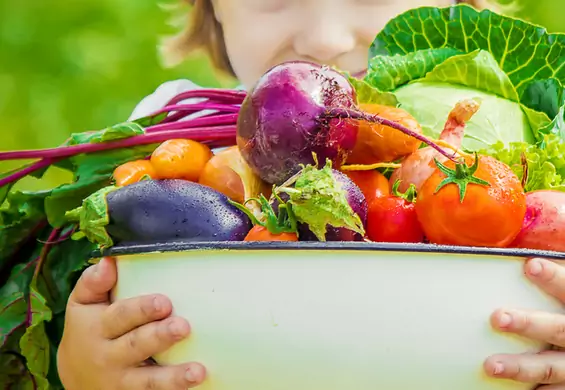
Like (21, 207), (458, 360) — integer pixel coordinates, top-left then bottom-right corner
(0, 0), (562, 191)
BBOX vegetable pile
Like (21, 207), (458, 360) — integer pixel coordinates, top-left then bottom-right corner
(2, 4), (565, 388)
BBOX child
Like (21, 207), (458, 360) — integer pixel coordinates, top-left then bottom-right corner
(57, 0), (565, 389)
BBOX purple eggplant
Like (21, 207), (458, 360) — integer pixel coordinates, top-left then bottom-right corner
(105, 179), (251, 243)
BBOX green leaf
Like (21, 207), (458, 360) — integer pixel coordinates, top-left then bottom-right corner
(47, 144), (156, 227)
(521, 78), (565, 119)
(19, 286), (52, 390)
(66, 122), (145, 146)
(481, 133), (565, 192)
(347, 77), (399, 107)
(277, 161), (365, 241)
(66, 185), (119, 248)
(41, 238), (94, 314)
(365, 48), (460, 91)
(393, 81), (536, 151)
(369, 4), (565, 98)
(0, 292), (27, 348)
(422, 50), (520, 102)
(0, 191), (48, 269)
(133, 112), (168, 127)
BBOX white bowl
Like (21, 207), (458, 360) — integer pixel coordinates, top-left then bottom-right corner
(110, 241), (565, 390)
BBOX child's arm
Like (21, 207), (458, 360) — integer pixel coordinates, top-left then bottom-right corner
(57, 257), (206, 390)
(485, 259), (565, 386)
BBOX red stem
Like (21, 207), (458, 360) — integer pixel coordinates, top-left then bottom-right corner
(146, 113), (238, 132)
(153, 102), (240, 124)
(0, 126), (236, 161)
(150, 103), (240, 118)
(0, 159), (59, 188)
(325, 107), (458, 163)
(165, 89), (246, 106)
(26, 228), (60, 327)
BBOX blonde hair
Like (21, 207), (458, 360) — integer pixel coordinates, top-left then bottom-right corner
(160, 0), (235, 77)
(160, 0), (489, 77)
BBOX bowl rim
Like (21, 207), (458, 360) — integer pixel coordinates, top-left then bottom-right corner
(97, 241), (565, 260)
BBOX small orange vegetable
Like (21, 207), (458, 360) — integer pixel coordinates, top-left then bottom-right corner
(151, 139), (213, 181)
(348, 103), (422, 164)
(244, 225), (298, 242)
(113, 160), (158, 186)
(199, 146), (247, 203)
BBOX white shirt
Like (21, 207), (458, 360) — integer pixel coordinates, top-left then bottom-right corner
(128, 80), (245, 154)
(128, 79), (245, 121)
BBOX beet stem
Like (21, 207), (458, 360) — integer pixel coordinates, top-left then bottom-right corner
(165, 89), (247, 106)
(146, 113), (238, 133)
(151, 103), (240, 118)
(0, 126), (237, 161)
(326, 107), (458, 163)
(0, 158), (58, 188)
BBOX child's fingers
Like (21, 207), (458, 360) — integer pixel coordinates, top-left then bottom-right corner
(484, 351), (565, 384)
(536, 382), (565, 389)
(109, 316), (191, 366)
(101, 294), (173, 339)
(68, 257), (117, 305)
(525, 258), (565, 303)
(491, 309), (565, 348)
(121, 362), (206, 390)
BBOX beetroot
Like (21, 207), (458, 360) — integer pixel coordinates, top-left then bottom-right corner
(298, 170), (367, 241)
(237, 61), (457, 186)
(237, 61), (359, 185)
(511, 190), (565, 252)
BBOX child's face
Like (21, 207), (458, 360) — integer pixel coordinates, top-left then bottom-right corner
(213, 0), (454, 89)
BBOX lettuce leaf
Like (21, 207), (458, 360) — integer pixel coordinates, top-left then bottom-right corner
(362, 4), (565, 148)
(481, 134), (565, 192)
(365, 48), (461, 92)
(369, 4), (565, 99)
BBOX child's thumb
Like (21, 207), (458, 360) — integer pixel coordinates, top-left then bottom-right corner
(69, 257), (117, 305)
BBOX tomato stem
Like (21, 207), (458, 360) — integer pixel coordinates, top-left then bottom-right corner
(391, 180), (417, 203)
(433, 152), (490, 202)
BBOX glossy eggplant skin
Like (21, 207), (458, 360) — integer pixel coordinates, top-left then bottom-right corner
(106, 179), (252, 244)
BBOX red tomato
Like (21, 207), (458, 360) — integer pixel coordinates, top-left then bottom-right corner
(367, 196), (424, 243)
(343, 170), (390, 204)
(113, 160), (158, 186)
(151, 139), (212, 181)
(415, 154), (526, 247)
(244, 225), (298, 242)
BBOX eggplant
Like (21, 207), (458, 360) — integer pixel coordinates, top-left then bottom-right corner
(105, 179), (251, 243)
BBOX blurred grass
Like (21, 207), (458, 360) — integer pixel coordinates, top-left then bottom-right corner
(0, 0), (235, 191)
(0, 0), (562, 192)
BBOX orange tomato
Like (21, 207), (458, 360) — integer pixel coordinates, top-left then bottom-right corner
(113, 160), (158, 186)
(244, 225), (298, 241)
(348, 103), (422, 164)
(415, 155), (526, 248)
(199, 146), (271, 202)
(343, 170), (390, 205)
(199, 146), (246, 203)
(151, 139), (213, 181)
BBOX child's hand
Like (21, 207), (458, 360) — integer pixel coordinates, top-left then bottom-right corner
(57, 257), (206, 390)
(485, 258), (565, 388)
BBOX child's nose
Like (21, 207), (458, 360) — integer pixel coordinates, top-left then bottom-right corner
(293, 17), (357, 63)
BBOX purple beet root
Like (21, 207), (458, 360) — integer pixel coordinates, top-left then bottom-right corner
(298, 170), (367, 241)
(272, 169), (367, 242)
(237, 61), (359, 185)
